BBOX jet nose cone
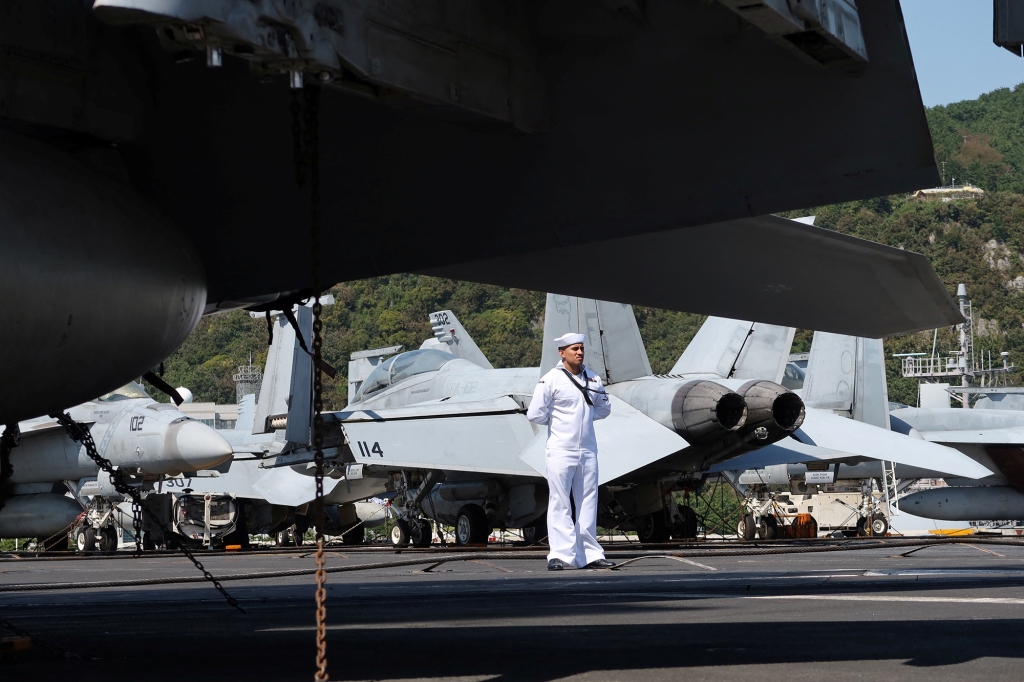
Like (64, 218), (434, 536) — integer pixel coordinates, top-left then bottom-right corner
(175, 420), (234, 471)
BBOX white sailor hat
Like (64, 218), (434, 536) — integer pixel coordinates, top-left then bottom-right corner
(554, 333), (586, 348)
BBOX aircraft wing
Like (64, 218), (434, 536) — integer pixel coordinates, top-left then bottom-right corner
(5, 419), (94, 440)
(519, 395), (689, 486)
(163, 459), (344, 506)
(339, 396), (543, 477)
(704, 440), (845, 472)
(795, 409), (994, 479)
(423, 215), (961, 338)
(916, 429), (1024, 445)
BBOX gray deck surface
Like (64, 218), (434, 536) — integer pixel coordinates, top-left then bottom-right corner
(2, 542), (1024, 680)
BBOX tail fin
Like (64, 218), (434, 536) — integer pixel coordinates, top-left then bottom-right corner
(541, 294), (651, 384)
(235, 393), (256, 433)
(670, 317), (794, 383)
(429, 310), (492, 369)
(251, 305), (313, 442)
(802, 332), (890, 430)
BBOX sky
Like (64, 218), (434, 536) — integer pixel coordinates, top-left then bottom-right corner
(902, 0), (1024, 107)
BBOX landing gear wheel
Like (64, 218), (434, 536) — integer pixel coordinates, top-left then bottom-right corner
(758, 515), (778, 540)
(100, 526), (119, 551)
(523, 517), (548, 546)
(76, 527), (96, 552)
(672, 505), (699, 540)
(636, 511), (670, 543)
(737, 515), (756, 541)
(391, 519), (411, 547)
(856, 516), (869, 537)
(454, 505), (490, 546)
(275, 526), (298, 547)
(410, 519), (433, 548)
(870, 514), (888, 537)
(142, 531), (155, 551)
(342, 524), (366, 546)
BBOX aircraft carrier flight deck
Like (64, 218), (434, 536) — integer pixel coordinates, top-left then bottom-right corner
(3, 538), (1024, 681)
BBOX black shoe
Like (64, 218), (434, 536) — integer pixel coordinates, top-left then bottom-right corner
(585, 559), (616, 569)
(547, 559), (566, 571)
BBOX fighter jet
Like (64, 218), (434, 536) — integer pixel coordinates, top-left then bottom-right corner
(3, 2), (964, 427)
(269, 294), (986, 548)
(0, 381), (234, 551)
(788, 327), (1024, 524)
(131, 309), (392, 549)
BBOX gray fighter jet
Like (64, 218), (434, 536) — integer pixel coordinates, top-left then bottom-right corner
(0, 381), (233, 550)
(128, 308), (391, 548)
(789, 328), (1024, 523)
(271, 295), (986, 547)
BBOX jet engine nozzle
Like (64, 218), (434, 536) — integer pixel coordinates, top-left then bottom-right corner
(670, 380), (748, 444)
(737, 380), (806, 439)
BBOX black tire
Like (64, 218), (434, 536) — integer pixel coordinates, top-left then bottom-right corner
(673, 505), (699, 540)
(523, 517), (548, 546)
(142, 531), (156, 551)
(275, 530), (294, 547)
(870, 514), (888, 537)
(636, 511), (670, 543)
(737, 514), (756, 541)
(341, 524), (365, 546)
(856, 516), (869, 537)
(455, 505), (490, 546)
(759, 515), (778, 540)
(411, 519), (433, 548)
(77, 527), (96, 552)
(391, 519), (411, 547)
(101, 526), (119, 552)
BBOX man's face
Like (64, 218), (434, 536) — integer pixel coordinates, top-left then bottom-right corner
(559, 343), (585, 366)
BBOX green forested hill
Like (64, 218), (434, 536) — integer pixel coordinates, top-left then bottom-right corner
(157, 84), (1024, 410)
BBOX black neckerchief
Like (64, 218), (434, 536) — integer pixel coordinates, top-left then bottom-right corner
(559, 365), (593, 406)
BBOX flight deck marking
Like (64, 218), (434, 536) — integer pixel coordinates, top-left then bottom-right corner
(468, 560), (513, 573)
(663, 556), (718, 571)
(963, 544), (1006, 557)
(749, 594), (1024, 606)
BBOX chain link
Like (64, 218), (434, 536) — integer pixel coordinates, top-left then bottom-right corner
(306, 83), (330, 682)
(292, 88), (307, 188)
(291, 79), (329, 681)
(132, 499), (144, 555)
(50, 412), (245, 613)
(0, 424), (19, 513)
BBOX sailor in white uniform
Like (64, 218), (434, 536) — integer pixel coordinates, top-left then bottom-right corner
(526, 332), (615, 570)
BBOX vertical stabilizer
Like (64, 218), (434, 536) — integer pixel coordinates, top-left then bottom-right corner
(803, 332), (890, 430)
(670, 317), (794, 383)
(429, 310), (492, 369)
(235, 393), (256, 433)
(541, 294), (651, 384)
(252, 306), (313, 441)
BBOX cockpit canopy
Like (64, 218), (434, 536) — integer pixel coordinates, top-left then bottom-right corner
(98, 381), (152, 402)
(356, 349), (455, 401)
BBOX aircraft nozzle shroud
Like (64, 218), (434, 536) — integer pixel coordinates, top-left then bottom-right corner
(163, 420), (234, 473)
(737, 380), (805, 439)
(670, 380), (747, 444)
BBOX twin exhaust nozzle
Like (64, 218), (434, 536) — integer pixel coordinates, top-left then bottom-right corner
(671, 379), (804, 445)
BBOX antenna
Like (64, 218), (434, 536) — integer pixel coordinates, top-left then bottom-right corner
(233, 354), (263, 404)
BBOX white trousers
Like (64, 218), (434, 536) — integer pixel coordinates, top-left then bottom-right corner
(545, 448), (605, 567)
